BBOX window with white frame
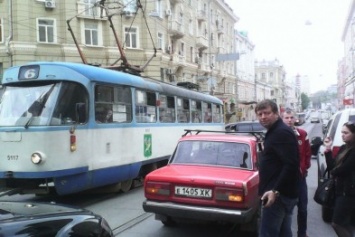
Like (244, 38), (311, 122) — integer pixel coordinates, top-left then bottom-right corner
(37, 18), (56, 43)
(0, 18), (3, 43)
(189, 19), (193, 35)
(83, 0), (99, 17)
(84, 21), (99, 46)
(179, 42), (185, 56)
(157, 32), (163, 50)
(125, 27), (138, 48)
(156, 0), (162, 17)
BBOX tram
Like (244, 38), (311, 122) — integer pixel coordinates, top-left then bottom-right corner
(0, 62), (224, 195)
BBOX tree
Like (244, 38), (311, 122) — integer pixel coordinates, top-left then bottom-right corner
(301, 93), (310, 110)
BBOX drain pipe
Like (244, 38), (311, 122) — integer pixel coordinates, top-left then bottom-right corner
(5, 0), (13, 67)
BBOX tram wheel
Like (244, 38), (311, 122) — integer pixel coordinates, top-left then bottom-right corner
(120, 179), (133, 193)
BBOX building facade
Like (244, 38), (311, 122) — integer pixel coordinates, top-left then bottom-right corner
(0, 0), (299, 122)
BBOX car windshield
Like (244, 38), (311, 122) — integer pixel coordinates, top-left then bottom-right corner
(172, 140), (252, 169)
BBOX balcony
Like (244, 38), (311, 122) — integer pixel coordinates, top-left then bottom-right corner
(196, 10), (207, 21)
(217, 46), (225, 54)
(168, 20), (185, 39)
(217, 69), (226, 78)
(217, 24), (224, 35)
(198, 63), (212, 73)
(196, 36), (209, 49)
(76, 2), (107, 19)
(171, 54), (186, 67)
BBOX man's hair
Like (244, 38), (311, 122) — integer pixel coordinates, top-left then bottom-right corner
(255, 99), (278, 114)
(282, 108), (294, 117)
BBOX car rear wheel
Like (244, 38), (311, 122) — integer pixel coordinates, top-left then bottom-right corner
(322, 206), (333, 223)
(240, 207), (260, 236)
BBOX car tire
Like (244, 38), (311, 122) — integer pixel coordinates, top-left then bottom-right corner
(240, 207), (260, 236)
(322, 206), (333, 223)
(161, 217), (176, 227)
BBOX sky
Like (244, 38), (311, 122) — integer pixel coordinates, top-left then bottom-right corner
(224, 0), (352, 93)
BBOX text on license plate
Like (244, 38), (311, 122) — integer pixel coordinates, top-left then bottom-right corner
(175, 186), (212, 198)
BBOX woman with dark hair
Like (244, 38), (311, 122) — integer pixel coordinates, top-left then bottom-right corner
(324, 121), (355, 237)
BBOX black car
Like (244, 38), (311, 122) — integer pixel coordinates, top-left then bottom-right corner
(0, 201), (113, 236)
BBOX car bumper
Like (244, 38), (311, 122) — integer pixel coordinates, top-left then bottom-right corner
(143, 200), (256, 223)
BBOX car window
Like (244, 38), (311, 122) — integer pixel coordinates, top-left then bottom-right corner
(172, 141), (252, 169)
(252, 123), (264, 131)
(236, 124), (252, 132)
(348, 115), (355, 122)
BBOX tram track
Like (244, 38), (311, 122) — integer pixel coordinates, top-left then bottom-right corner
(112, 212), (153, 236)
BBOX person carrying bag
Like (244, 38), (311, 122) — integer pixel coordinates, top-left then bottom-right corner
(314, 168), (335, 207)
(322, 121), (355, 237)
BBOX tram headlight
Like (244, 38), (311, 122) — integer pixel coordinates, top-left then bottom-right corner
(31, 152), (45, 164)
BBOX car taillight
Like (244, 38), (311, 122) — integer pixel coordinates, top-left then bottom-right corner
(332, 146), (340, 158)
(215, 188), (244, 202)
(145, 182), (171, 196)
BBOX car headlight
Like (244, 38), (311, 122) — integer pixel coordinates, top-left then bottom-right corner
(31, 152), (45, 164)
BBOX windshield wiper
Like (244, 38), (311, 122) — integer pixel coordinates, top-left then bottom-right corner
(24, 84), (56, 129)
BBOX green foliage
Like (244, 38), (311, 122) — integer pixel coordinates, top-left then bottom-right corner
(301, 93), (310, 110)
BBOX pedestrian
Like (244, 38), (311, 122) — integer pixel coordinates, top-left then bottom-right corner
(282, 109), (311, 237)
(323, 121), (355, 237)
(255, 99), (300, 237)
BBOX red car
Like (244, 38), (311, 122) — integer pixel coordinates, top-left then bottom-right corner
(143, 130), (263, 235)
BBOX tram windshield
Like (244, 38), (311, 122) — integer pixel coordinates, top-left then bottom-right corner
(0, 82), (88, 127)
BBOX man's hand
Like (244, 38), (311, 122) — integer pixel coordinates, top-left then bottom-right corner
(261, 190), (278, 207)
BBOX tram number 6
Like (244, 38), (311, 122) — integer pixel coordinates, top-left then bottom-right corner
(7, 155), (18, 160)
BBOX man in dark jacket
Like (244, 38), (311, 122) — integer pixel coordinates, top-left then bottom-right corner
(255, 99), (300, 237)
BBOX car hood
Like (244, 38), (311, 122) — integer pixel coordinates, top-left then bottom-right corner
(0, 201), (88, 220)
(146, 165), (258, 187)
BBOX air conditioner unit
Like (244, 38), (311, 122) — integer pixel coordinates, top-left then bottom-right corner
(165, 9), (172, 16)
(45, 0), (56, 8)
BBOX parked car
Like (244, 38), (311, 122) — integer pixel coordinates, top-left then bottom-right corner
(225, 121), (265, 132)
(143, 129), (263, 236)
(310, 114), (321, 123)
(312, 108), (355, 222)
(295, 112), (306, 126)
(0, 201), (113, 236)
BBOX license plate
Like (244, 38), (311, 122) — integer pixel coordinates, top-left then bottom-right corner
(175, 186), (212, 198)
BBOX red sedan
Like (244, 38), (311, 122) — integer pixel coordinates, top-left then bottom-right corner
(143, 130), (263, 235)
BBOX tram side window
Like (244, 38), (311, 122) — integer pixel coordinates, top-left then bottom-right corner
(202, 102), (212, 123)
(52, 82), (89, 125)
(177, 97), (190, 123)
(191, 100), (202, 123)
(135, 90), (156, 123)
(212, 104), (222, 123)
(95, 85), (132, 123)
(159, 94), (175, 123)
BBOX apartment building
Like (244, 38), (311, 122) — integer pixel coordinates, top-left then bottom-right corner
(255, 59), (287, 110)
(0, 0), (240, 106)
(1, 0), (300, 122)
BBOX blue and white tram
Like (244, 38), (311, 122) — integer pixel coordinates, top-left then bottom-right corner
(0, 62), (224, 195)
